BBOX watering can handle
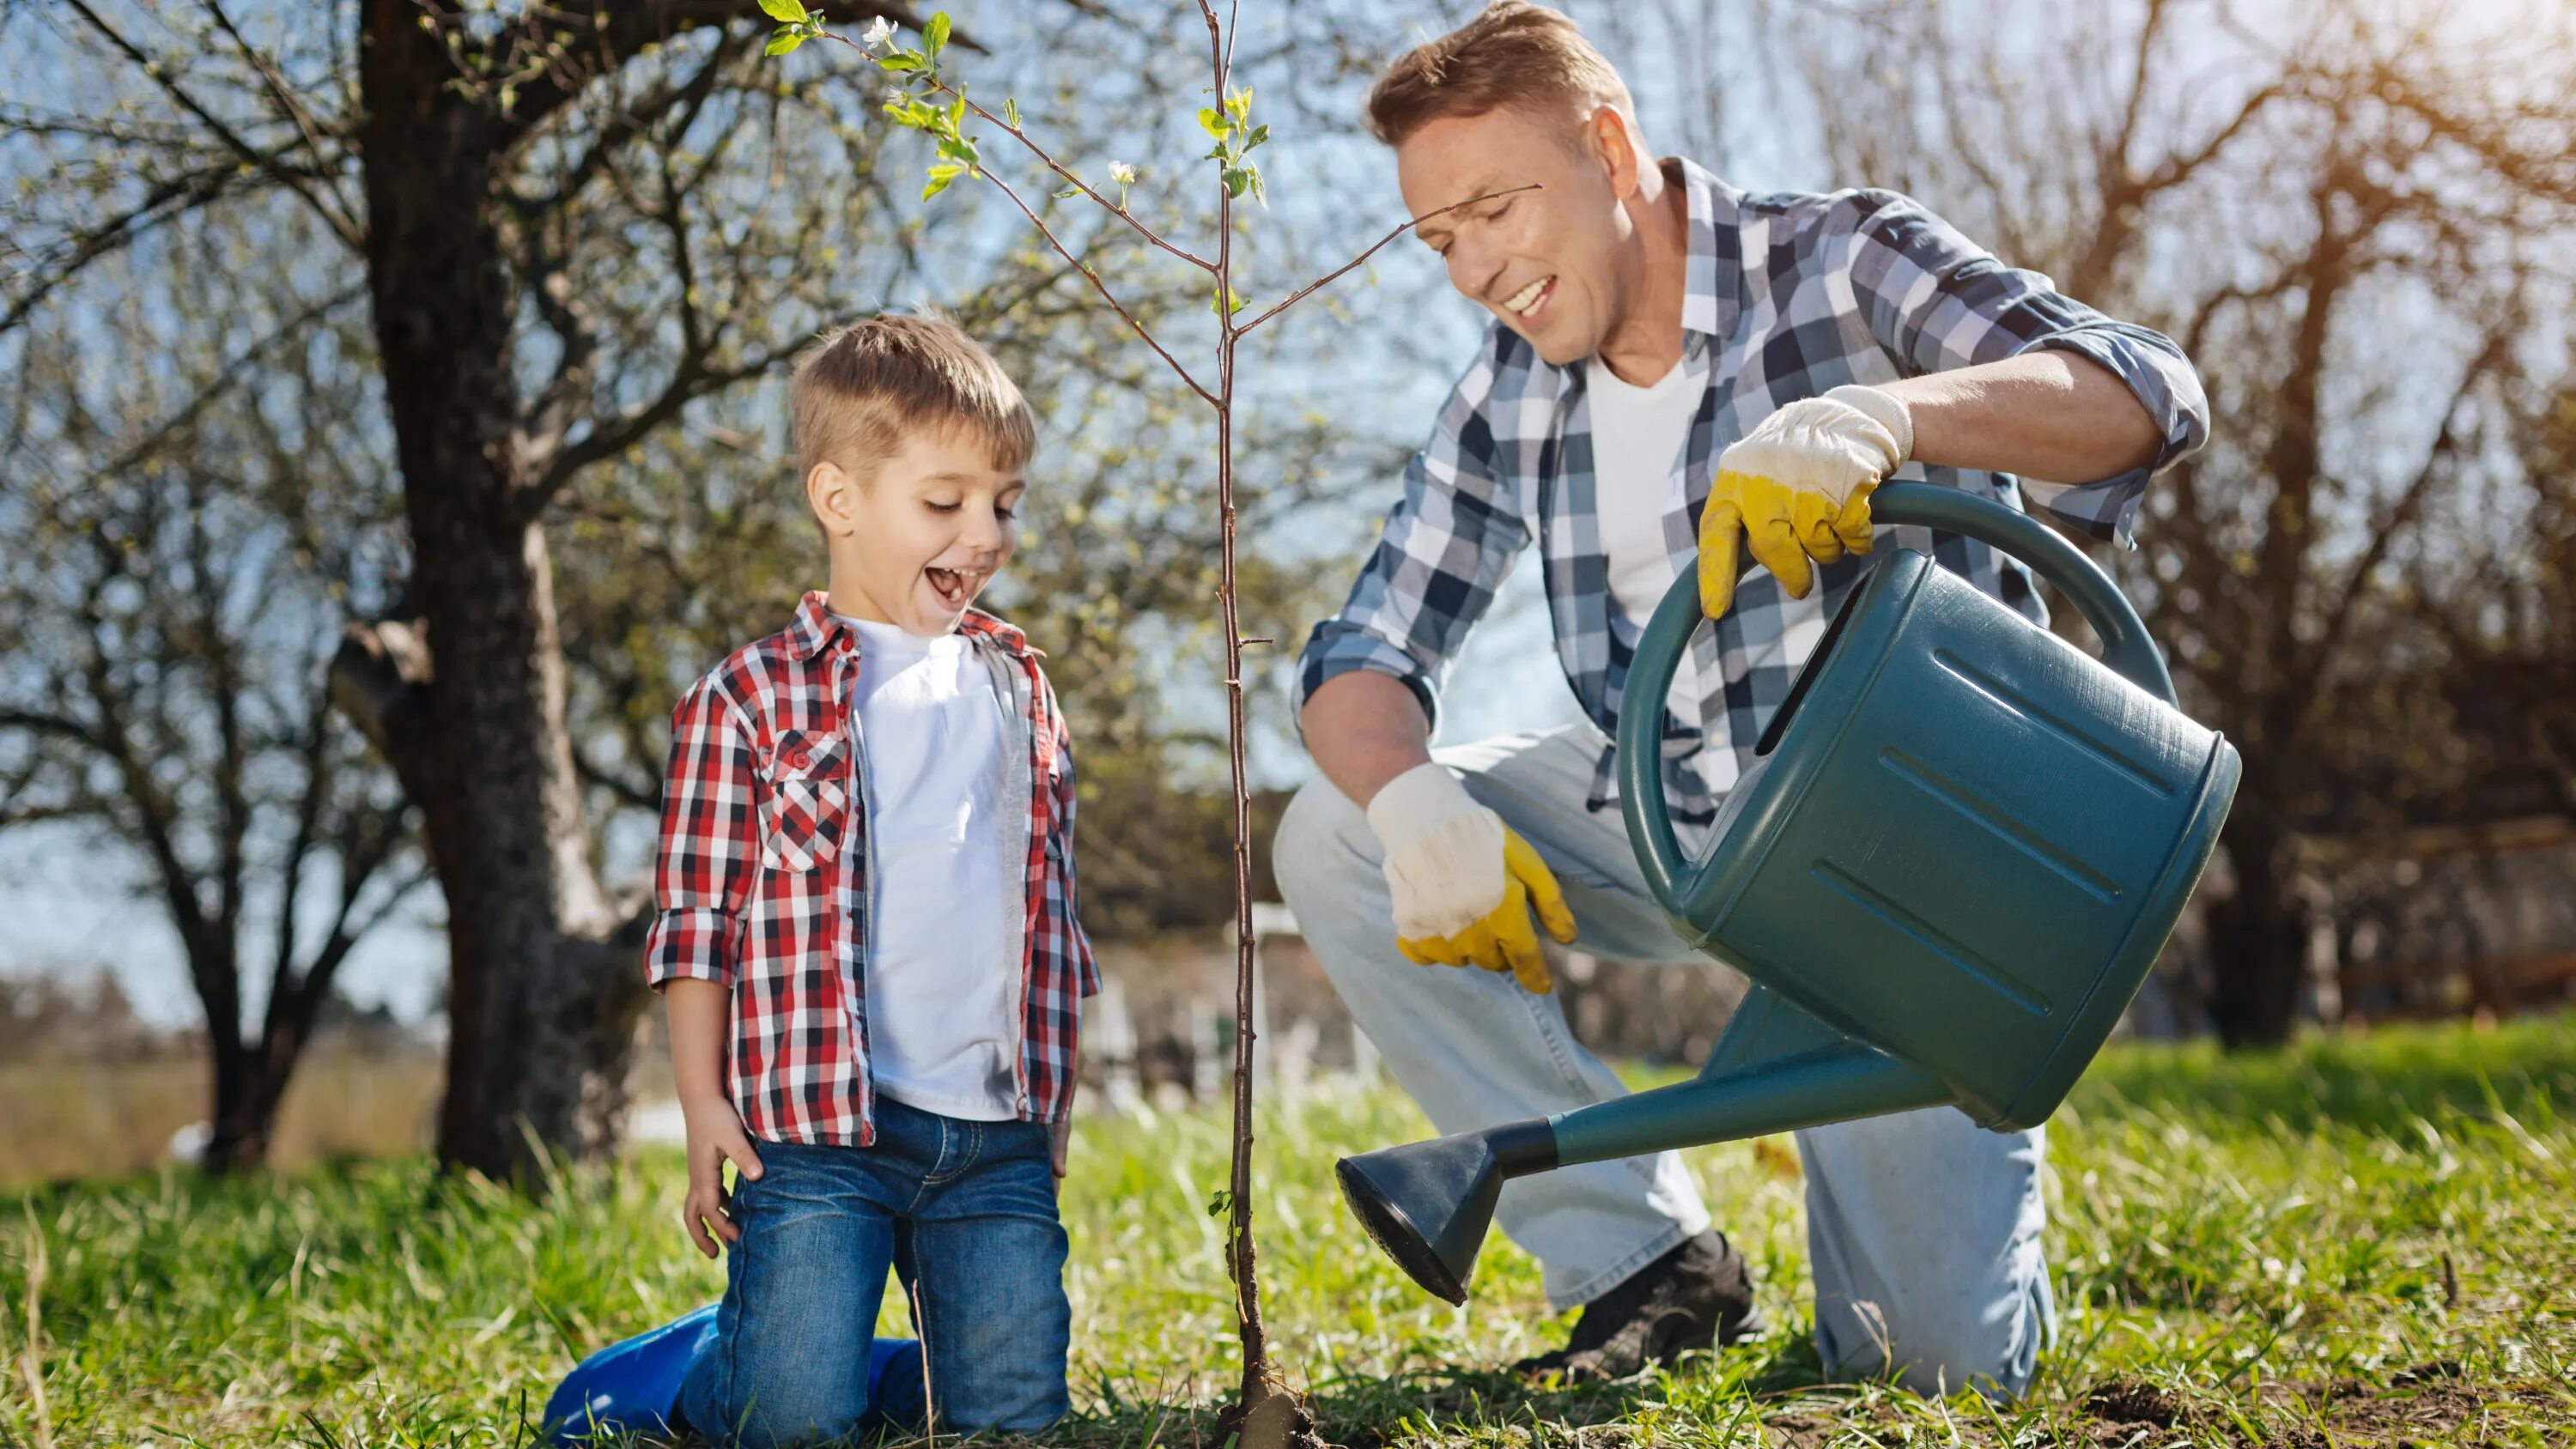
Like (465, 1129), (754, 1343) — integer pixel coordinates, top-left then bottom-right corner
(1619, 482), (2176, 912)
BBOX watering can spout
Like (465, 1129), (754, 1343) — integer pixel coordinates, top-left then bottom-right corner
(1336, 989), (1948, 1303)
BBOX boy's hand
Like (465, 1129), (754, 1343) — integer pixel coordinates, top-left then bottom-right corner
(1049, 1114), (1071, 1181)
(680, 1093), (763, 1258)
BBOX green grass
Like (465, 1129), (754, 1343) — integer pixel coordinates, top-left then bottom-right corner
(6, 1013), (2573, 1446)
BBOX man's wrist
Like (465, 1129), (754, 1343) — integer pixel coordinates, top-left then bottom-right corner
(1824, 384), (1915, 466)
(1365, 761), (1481, 858)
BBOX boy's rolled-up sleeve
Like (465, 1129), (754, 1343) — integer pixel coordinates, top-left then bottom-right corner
(1840, 189), (2210, 548)
(645, 678), (757, 989)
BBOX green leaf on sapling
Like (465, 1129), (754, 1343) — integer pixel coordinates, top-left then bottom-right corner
(763, 28), (803, 55)
(922, 161), (964, 198)
(878, 52), (923, 71)
(1003, 97), (1021, 129)
(1198, 107), (1229, 140)
(923, 11), (950, 56)
(756, 0), (808, 22)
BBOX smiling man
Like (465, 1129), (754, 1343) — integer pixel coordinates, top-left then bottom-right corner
(1275, 3), (2208, 1396)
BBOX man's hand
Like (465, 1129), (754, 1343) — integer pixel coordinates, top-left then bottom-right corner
(680, 1092), (763, 1259)
(1700, 385), (1913, 617)
(1367, 762), (1577, 993)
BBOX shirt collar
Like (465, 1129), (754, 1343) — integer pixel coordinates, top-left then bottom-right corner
(1672, 156), (1741, 346)
(787, 589), (1034, 660)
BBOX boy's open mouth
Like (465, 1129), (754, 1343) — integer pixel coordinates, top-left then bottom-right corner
(925, 565), (977, 609)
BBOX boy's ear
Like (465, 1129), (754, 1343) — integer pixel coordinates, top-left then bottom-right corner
(807, 459), (855, 537)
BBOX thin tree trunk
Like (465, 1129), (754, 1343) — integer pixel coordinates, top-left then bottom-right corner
(2204, 817), (2307, 1047)
(202, 1023), (270, 1175)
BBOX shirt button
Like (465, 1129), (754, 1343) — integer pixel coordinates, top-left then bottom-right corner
(787, 749), (811, 770)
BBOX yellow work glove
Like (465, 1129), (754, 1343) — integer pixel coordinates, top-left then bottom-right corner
(1365, 762), (1577, 994)
(1700, 384), (1914, 618)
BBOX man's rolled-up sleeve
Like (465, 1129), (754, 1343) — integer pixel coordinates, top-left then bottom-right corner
(645, 678), (756, 989)
(1840, 190), (2210, 547)
(1294, 332), (1532, 737)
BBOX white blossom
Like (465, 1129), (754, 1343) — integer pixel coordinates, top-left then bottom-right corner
(1108, 161), (1139, 187)
(862, 15), (898, 50)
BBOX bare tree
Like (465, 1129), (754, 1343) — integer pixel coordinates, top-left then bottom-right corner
(3, 0), (952, 1179)
(0, 226), (419, 1172)
(1754, 0), (2576, 1042)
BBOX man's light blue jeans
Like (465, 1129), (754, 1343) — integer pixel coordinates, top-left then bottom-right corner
(1274, 724), (2054, 1397)
(677, 1097), (1071, 1446)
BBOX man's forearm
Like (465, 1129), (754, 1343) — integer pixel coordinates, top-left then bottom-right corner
(1299, 670), (1435, 809)
(665, 977), (732, 1106)
(1881, 351), (2163, 484)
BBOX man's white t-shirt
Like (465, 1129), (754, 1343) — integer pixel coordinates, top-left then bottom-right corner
(841, 615), (1019, 1121)
(1586, 355), (1698, 628)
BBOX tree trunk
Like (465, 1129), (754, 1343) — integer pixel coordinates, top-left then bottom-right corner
(355, 0), (645, 1185)
(201, 1016), (270, 1176)
(2202, 815), (2307, 1047)
(203, 1043), (295, 1176)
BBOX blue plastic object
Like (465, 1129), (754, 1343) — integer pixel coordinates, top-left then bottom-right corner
(544, 1306), (921, 1444)
(1338, 482), (2241, 1304)
(544, 1302), (718, 1445)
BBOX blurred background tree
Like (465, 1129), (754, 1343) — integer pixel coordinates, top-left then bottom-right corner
(1749, 0), (2576, 1043)
(0, 212), (416, 1172)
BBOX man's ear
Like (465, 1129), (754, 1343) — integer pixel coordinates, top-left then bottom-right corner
(807, 459), (860, 537)
(1589, 105), (1639, 197)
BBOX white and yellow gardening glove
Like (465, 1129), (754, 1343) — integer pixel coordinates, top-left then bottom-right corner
(1366, 762), (1577, 995)
(1700, 385), (1915, 618)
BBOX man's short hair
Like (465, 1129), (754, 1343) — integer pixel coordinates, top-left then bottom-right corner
(1365, 2), (1635, 150)
(790, 312), (1036, 486)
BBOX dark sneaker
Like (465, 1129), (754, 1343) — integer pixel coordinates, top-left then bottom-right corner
(1512, 1231), (1762, 1383)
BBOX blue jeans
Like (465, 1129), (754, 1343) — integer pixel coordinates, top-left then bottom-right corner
(677, 1097), (1072, 1446)
(1274, 724), (2055, 1397)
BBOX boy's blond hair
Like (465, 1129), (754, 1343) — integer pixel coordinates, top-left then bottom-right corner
(1365, 3), (1635, 151)
(790, 313), (1036, 486)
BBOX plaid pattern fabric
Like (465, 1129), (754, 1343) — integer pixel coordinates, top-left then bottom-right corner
(647, 591), (1098, 1146)
(1298, 161), (2210, 824)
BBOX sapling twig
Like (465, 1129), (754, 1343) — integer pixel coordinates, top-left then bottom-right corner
(756, 5), (1538, 1438)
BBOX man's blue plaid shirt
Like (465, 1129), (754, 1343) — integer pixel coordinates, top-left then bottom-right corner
(1296, 161), (2210, 826)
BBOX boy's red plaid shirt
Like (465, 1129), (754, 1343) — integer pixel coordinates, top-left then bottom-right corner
(646, 591), (1098, 1144)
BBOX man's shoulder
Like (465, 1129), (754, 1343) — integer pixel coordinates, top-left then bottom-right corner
(1730, 185), (1926, 244)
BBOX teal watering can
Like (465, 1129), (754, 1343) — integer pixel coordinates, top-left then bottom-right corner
(1336, 482), (2241, 1304)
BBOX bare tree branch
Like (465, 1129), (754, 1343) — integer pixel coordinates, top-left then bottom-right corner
(59, 0), (364, 250)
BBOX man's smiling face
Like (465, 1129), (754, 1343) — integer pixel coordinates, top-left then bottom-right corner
(1396, 103), (1637, 367)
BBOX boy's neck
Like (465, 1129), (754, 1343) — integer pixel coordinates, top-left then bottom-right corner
(823, 567), (895, 628)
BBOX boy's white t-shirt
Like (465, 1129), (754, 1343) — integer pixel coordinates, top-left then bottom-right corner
(1586, 355), (1699, 628)
(840, 614), (1019, 1121)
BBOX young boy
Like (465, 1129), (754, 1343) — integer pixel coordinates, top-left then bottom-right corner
(546, 314), (1098, 1447)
